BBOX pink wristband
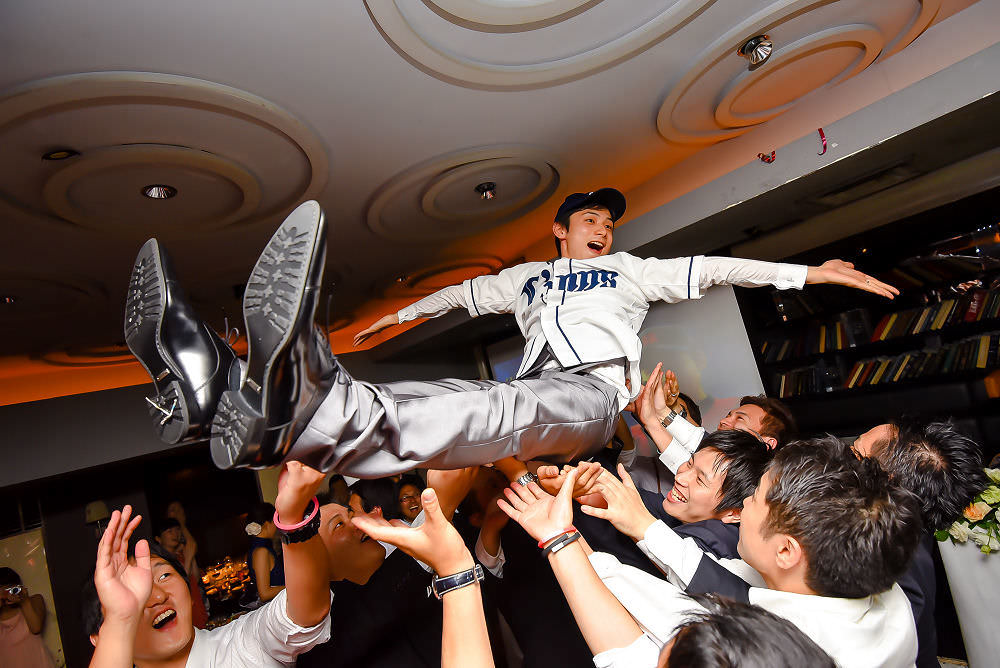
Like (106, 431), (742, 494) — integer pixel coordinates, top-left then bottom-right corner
(273, 496), (320, 531)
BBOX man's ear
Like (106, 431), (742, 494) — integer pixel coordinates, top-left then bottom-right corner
(719, 508), (741, 524)
(89, 633), (99, 648)
(763, 436), (778, 450)
(372, 506), (383, 518)
(774, 534), (804, 571)
(552, 221), (568, 239)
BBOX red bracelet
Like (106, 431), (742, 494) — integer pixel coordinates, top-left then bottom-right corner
(273, 496), (320, 531)
(537, 526), (577, 549)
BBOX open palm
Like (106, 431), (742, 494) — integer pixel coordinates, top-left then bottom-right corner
(94, 505), (152, 625)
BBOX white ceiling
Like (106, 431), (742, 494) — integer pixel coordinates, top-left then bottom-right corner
(0, 0), (982, 402)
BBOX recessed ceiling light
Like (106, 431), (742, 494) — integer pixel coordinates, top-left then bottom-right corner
(142, 185), (177, 199)
(42, 149), (80, 161)
(475, 182), (497, 200)
(738, 34), (773, 69)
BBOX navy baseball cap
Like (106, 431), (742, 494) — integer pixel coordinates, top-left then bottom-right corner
(555, 188), (626, 223)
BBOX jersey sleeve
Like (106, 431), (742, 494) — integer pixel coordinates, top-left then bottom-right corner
(397, 284), (468, 323)
(396, 266), (522, 323)
(620, 253), (807, 303)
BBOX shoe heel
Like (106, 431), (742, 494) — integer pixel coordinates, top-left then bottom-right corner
(148, 381), (193, 445)
(210, 391), (265, 469)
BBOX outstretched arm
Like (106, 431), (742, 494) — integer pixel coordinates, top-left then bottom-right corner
(275, 462), (331, 627)
(497, 470), (644, 656)
(353, 488), (495, 668)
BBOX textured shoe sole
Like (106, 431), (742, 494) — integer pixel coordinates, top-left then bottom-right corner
(125, 240), (193, 442)
(210, 391), (265, 469)
(210, 201), (324, 468)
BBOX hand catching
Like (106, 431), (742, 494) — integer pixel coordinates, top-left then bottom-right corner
(352, 487), (473, 575)
(498, 468), (579, 543)
(580, 464), (658, 541)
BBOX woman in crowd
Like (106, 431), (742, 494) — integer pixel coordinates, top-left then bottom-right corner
(0, 567), (56, 668)
(245, 502), (285, 604)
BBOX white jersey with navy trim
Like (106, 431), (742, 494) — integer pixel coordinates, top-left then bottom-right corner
(397, 253), (807, 406)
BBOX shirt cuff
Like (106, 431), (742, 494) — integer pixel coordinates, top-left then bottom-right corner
(637, 520), (701, 586)
(776, 263), (808, 290)
(592, 633), (661, 668)
(475, 532), (506, 578)
(658, 442), (691, 475)
(618, 446), (637, 469)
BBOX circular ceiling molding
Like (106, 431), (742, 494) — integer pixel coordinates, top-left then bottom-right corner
(713, 25), (881, 129)
(34, 344), (135, 368)
(0, 274), (104, 323)
(365, 0), (715, 89)
(42, 145), (262, 234)
(0, 71), (329, 239)
(882, 0), (941, 59)
(426, 0), (598, 30)
(367, 145), (559, 243)
(656, 0), (937, 145)
(383, 255), (505, 299)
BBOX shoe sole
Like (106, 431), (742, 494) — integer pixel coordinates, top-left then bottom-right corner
(210, 201), (324, 468)
(124, 240), (193, 443)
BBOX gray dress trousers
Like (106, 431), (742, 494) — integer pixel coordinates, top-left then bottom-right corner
(288, 359), (621, 478)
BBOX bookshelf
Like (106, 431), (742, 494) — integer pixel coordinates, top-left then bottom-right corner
(733, 186), (1000, 456)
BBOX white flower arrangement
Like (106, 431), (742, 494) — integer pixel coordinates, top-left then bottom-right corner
(937, 468), (1000, 554)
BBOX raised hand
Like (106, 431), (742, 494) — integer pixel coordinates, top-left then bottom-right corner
(537, 462), (606, 508)
(806, 259), (898, 299)
(498, 468), (579, 543)
(93, 506), (152, 628)
(352, 488), (473, 576)
(275, 461), (326, 525)
(580, 464), (658, 541)
(353, 314), (400, 347)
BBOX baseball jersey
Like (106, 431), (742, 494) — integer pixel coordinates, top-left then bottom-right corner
(397, 253), (807, 406)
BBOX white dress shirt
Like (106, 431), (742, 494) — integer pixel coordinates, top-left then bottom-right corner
(185, 589), (331, 667)
(586, 551), (917, 668)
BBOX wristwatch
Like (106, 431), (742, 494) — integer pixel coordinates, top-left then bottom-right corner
(427, 564), (485, 600)
(515, 471), (539, 487)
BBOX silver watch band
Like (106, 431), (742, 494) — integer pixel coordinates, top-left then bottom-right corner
(659, 409), (680, 429)
(515, 471), (539, 486)
(427, 564), (485, 600)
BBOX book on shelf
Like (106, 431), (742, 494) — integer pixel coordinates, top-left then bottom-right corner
(772, 330), (1000, 398)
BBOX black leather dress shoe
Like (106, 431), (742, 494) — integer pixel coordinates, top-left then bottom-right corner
(125, 239), (241, 444)
(210, 200), (334, 469)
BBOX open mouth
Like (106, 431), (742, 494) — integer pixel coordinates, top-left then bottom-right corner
(408, 504), (420, 513)
(667, 487), (688, 504)
(152, 609), (176, 630)
(587, 241), (605, 252)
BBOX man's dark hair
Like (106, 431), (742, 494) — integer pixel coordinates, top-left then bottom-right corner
(762, 437), (922, 598)
(679, 391), (702, 427)
(154, 516), (181, 537)
(351, 478), (403, 521)
(875, 418), (988, 532)
(552, 204), (612, 258)
(81, 540), (187, 637)
(0, 567), (21, 586)
(247, 502), (276, 527)
(695, 430), (773, 514)
(666, 592), (835, 667)
(739, 395), (797, 446)
(396, 474), (426, 494)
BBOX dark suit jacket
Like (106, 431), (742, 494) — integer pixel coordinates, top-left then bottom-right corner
(297, 549), (442, 668)
(897, 534), (937, 668)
